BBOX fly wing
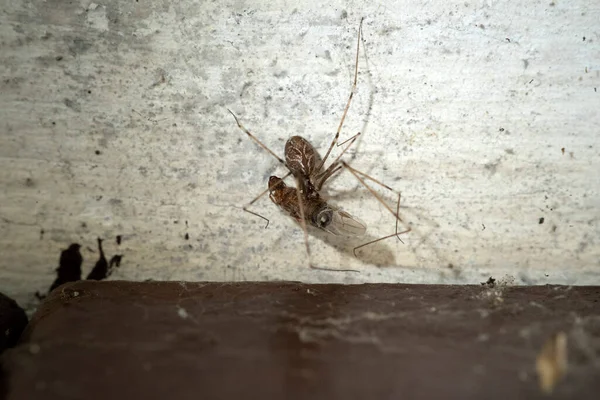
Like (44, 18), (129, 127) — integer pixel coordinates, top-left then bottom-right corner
(323, 209), (367, 237)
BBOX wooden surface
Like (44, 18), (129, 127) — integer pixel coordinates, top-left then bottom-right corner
(2, 281), (599, 399)
(0, 1), (599, 311)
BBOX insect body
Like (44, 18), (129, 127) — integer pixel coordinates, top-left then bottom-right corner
(269, 136), (366, 237)
(228, 18), (410, 271)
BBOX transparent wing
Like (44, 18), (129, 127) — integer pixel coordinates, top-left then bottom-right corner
(323, 209), (367, 237)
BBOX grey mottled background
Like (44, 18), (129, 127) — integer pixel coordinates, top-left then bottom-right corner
(1, 0), (599, 311)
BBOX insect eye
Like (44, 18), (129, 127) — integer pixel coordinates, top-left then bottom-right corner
(315, 209), (332, 228)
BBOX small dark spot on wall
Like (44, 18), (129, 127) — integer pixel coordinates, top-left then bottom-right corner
(448, 263), (454, 269)
(95, 150), (101, 155)
(69, 38), (92, 55)
(539, 217), (545, 224)
(340, 10), (348, 19)
(499, 127), (504, 132)
(55, 56), (63, 61)
(95, 195), (103, 201)
(478, 24), (485, 29)
(109, 198), (123, 206)
(185, 233), (189, 240)
(481, 277), (495, 287)
(116, 235), (122, 245)
(552, 225), (557, 232)
(40, 229), (45, 239)
(240, 82), (252, 98)
(24, 178), (34, 187)
(63, 98), (81, 112)
(51, 121), (56, 125)
(561, 147), (565, 154)
(87, 90), (92, 94)
(504, 148), (514, 155)
(484, 160), (500, 174)
(81, 222), (87, 228)
(583, 36), (586, 41)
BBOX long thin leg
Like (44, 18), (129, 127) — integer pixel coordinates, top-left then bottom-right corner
(228, 108), (291, 227)
(343, 162), (396, 193)
(242, 171), (293, 228)
(337, 131), (361, 148)
(316, 131), (361, 189)
(315, 17), (364, 173)
(353, 193), (411, 256)
(243, 206), (270, 229)
(293, 182), (359, 273)
(353, 229), (412, 256)
(394, 192), (404, 242)
(340, 161), (412, 251)
(227, 109), (286, 166)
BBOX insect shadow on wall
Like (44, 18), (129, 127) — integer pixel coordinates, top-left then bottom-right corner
(227, 18), (411, 272)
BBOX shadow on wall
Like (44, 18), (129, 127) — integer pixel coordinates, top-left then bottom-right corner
(35, 237), (124, 300)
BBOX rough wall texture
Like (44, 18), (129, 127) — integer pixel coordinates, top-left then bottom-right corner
(0, 1), (599, 309)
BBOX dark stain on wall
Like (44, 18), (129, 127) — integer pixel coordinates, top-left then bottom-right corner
(36, 237), (125, 300)
(86, 238), (108, 280)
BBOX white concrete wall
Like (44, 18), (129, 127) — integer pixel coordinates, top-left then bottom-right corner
(1, 0), (599, 309)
